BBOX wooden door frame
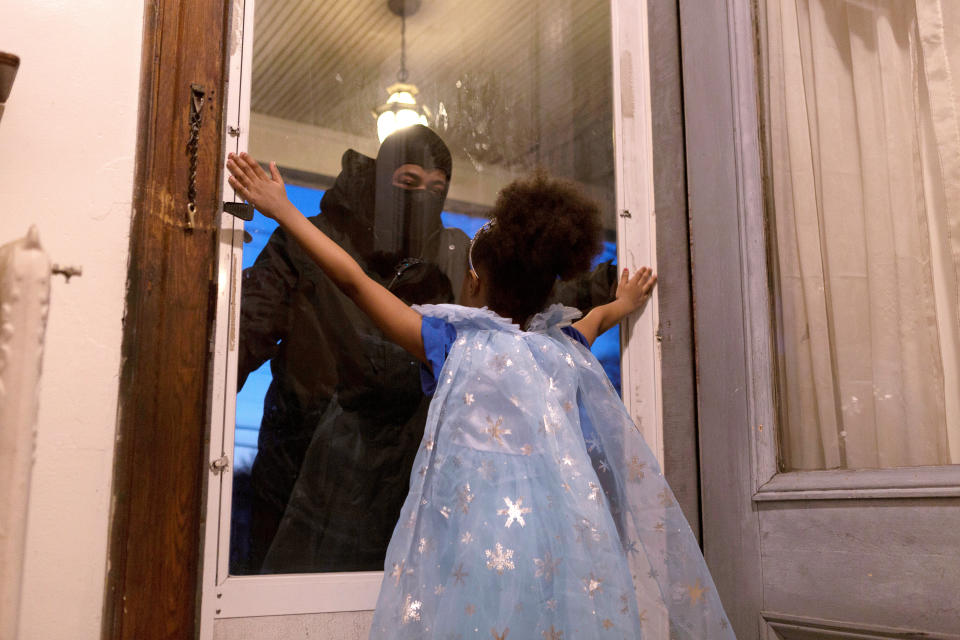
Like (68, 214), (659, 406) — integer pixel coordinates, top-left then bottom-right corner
(647, 0), (701, 542)
(678, 0), (767, 636)
(102, 1), (231, 638)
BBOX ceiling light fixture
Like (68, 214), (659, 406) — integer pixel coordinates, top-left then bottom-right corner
(374, 0), (430, 142)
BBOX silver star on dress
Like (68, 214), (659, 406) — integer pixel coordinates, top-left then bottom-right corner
(498, 496), (532, 528)
(491, 354), (513, 373)
(485, 543), (516, 575)
(588, 482), (602, 503)
(533, 552), (561, 581)
(457, 483), (475, 514)
(391, 560), (414, 585)
(485, 416), (511, 446)
(401, 594), (422, 623)
(418, 537), (435, 555)
(685, 579), (707, 604)
(573, 518), (602, 545)
(582, 572), (604, 597)
(452, 563), (469, 585)
(541, 625), (564, 639)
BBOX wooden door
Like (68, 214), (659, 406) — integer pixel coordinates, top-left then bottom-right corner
(679, 1), (960, 638)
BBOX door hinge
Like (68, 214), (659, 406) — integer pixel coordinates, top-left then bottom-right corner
(209, 455), (230, 475)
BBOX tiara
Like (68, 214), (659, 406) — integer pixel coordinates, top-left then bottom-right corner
(468, 219), (496, 277)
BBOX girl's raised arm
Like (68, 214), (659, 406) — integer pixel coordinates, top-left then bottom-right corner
(227, 152), (426, 364)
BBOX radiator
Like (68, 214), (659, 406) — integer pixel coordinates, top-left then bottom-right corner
(0, 226), (51, 640)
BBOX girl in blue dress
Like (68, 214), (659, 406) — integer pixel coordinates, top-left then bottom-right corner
(227, 152), (736, 639)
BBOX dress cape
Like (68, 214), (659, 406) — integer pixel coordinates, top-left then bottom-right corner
(369, 304), (735, 639)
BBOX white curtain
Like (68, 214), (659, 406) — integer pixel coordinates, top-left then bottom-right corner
(763, 0), (960, 470)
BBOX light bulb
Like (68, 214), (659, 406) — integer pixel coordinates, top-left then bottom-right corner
(376, 87), (429, 142)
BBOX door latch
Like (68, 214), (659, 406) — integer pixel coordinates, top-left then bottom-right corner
(209, 455), (230, 475)
(223, 201), (254, 221)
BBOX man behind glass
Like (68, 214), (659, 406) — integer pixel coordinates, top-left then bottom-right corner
(236, 125), (467, 573)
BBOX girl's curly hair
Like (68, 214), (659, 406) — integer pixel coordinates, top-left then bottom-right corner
(471, 171), (602, 326)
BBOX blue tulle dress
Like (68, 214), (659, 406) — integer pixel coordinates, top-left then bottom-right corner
(369, 304), (736, 639)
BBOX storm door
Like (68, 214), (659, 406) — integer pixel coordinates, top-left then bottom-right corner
(201, 0), (662, 633)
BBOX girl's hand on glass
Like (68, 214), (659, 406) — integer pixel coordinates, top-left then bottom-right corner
(226, 152), (289, 221)
(616, 266), (657, 315)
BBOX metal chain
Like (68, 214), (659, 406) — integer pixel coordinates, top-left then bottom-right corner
(186, 83), (206, 229)
(398, 14), (408, 83)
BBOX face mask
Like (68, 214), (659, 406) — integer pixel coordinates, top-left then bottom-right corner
(400, 188), (444, 256)
(373, 185), (444, 257)
(373, 126), (452, 257)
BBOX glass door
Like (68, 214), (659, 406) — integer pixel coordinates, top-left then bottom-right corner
(202, 0), (660, 628)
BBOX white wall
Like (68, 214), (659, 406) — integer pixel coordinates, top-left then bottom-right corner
(0, 1), (144, 638)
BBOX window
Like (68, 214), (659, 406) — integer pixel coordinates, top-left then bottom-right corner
(202, 0), (660, 626)
(760, 0), (960, 471)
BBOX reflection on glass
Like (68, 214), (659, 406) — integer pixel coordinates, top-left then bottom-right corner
(231, 0), (617, 574)
(762, 0), (960, 471)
